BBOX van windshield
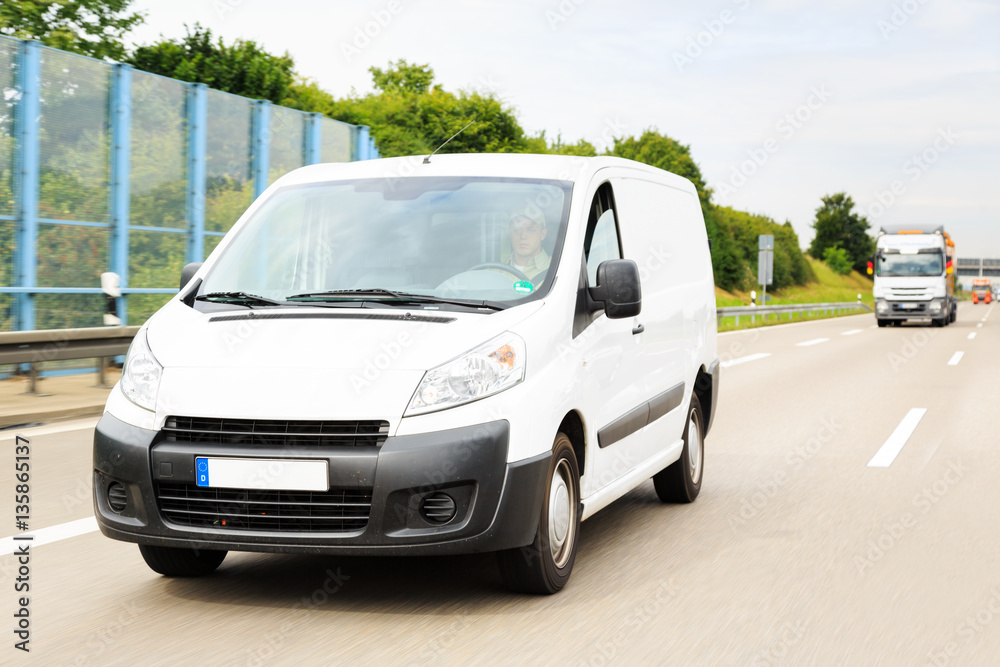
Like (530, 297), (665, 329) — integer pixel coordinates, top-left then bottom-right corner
(200, 177), (572, 309)
(877, 252), (944, 277)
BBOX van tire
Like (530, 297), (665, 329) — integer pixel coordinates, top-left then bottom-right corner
(497, 433), (580, 595)
(139, 544), (227, 577)
(653, 394), (704, 504)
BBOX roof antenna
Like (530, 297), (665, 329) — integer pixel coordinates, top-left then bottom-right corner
(423, 119), (476, 164)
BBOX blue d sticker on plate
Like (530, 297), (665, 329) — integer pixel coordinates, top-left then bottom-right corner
(513, 281), (534, 294)
(196, 458), (210, 487)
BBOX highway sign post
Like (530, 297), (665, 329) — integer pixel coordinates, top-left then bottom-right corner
(758, 235), (774, 312)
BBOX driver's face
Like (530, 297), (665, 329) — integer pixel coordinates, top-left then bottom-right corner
(510, 217), (546, 259)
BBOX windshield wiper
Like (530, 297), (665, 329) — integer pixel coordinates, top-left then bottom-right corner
(287, 289), (507, 311)
(195, 291), (285, 307)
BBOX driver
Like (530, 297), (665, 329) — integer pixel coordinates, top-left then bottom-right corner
(507, 208), (549, 281)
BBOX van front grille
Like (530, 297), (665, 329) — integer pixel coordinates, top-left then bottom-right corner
(162, 416), (389, 448)
(156, 483), (371, 533)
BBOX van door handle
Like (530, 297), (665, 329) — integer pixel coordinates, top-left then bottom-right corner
(632, 324), (645, 335)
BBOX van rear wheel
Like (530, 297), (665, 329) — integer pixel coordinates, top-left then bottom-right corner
(139, 544), (227, 577)
(497, 433), (580, 595)
(653, 394), (704, 504)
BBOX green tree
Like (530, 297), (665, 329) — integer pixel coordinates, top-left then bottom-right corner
(606, 129), (748, 290)
(712, 207), (815, 290)
(823, 244), (852, 275)
(608, 130), (710, 205)
(808, 193), (875, 274)
(0, 0), (144, 60)
(327, 60), (531, 158)
(369, 59), (435, 95)
(127, 24), (295, 104)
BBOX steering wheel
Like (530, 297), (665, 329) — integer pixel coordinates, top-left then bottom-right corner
(466, 263), (532, 282)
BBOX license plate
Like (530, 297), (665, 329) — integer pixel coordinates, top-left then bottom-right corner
(195, 457), (328, 491)
(900, 303), (919, 309)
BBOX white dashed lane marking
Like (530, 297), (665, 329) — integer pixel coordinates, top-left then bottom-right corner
(721, 353), (772, 368)
(868, 409), (928, 468)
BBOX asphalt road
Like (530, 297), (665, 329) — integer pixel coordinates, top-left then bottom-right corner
(1, 302), (997, 666)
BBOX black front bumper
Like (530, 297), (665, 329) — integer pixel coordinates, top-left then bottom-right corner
(877, 300), (945, 320)
(93, 413), (549, 556)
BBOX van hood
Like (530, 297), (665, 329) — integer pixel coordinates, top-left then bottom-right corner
(147, 299), (544, 370)
(144, 299), (543, 425)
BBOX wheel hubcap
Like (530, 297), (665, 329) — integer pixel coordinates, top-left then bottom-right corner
(688, 413), (703, 484)
(548, 460), (575, 567)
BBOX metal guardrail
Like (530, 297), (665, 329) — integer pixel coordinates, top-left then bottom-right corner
(0, 326), (140, 394)
(718, 301), (873, 327)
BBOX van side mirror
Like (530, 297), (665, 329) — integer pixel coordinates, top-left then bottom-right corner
(180, 262), (203, 291)
(588, 259), (641, 319)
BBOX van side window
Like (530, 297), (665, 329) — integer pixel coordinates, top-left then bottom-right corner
(584, 183), (622, 286)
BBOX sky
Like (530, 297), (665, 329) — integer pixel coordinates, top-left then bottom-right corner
(127, 0), (1000, 256)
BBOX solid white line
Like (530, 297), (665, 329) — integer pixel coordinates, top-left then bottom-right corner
(796, 338), (830, 347)
(721, 352), (772, 368)
(968, 332), (977, 340)
(867, 408), (928, 468)
(842, 329), (863, 336)
(0, 417), (101, 442)
(948, 352), (965, 366)
(0, 517), (98, 555)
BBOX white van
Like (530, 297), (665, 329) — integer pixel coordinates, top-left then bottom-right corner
(94, 154), (720, 594)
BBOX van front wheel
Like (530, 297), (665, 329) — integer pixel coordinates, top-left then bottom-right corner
(653, 394), (704, 504)
(139, 544), (227, 577)
(497, 433), (580, 595)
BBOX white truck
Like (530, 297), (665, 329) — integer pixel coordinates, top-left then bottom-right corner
(872, 224), (956, 327)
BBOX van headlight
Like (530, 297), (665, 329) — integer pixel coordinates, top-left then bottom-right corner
(120, 329), (162, 411)
(406, 333), (525, 415)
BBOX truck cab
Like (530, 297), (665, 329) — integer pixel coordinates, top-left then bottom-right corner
(872, 225), (956, 327)
(971, 278), (992, 304)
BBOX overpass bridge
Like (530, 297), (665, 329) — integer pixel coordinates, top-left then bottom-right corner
(956, 257), (1000, 288)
